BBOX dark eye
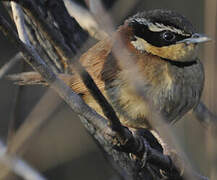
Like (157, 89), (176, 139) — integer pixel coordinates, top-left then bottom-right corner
(162, 31), (175, 41)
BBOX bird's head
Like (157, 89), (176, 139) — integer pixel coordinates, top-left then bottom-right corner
(123, 9), (210, 62)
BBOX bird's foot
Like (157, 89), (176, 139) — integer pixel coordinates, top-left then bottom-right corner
(133, 129), (163, 153)
(128, 134), (149, 168)
(111, 128), (164, 168)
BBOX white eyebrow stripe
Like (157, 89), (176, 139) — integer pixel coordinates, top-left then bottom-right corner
(133, 18), (190, 36)
(149, 23), (189, 36)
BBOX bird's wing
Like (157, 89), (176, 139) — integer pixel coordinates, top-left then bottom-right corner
(8, 36), (115, 95)
(69, 36), (115, 94)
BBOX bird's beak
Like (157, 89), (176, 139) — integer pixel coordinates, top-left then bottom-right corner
(177, 33), (211, 44)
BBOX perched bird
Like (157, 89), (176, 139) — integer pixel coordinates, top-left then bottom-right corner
(10, 9), (210, 129)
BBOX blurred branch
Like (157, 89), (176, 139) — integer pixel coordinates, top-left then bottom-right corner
(0, 140), (46, 180)
(203, 0), (217, 114)
(203, 1), (217, 179)
(0, 52), (21, 78)
(193, 102), (217, 127)
(88, 0), (115, 35)
(0, 52), (23, 143)
(7, 54), (24, 144)
(63, 0), (107, 40)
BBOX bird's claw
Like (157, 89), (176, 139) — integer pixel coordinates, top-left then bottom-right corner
(126, 134), (150, 168)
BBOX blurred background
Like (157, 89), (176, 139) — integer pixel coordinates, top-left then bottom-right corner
(0, 0), (216, 179)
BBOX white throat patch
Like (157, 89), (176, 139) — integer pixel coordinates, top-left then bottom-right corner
(131, 36), (147, 52)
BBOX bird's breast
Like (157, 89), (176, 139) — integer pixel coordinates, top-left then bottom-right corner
(104, 56), (204, 128)
(161, 59), (204, 123)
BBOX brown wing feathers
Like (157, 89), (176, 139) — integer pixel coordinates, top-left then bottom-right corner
(8, 37), (114, 96)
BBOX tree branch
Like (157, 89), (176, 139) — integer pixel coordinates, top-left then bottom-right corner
(0, 1), (210, 180)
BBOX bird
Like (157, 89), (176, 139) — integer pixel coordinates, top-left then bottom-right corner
(10, 9), (210, 130)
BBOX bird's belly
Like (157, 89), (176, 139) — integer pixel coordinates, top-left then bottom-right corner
(107, 83), (201, 129)
(159, 62), (204, 123)
(154, 81), (201, 123)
